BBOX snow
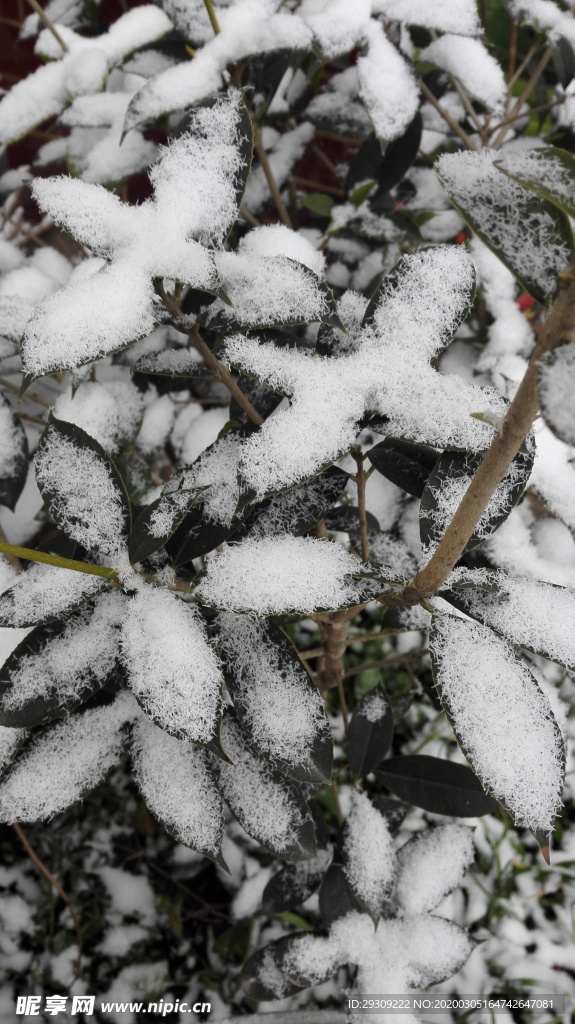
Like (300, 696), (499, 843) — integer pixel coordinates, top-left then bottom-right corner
(60, 91), (158, 186)
(237, 225), (326, 278)
(0, 593), (121, 716)
(0, 7), (172, 144)
(0, 727), (27, 775)
(22, 91), (249, 377)
(496, 147), (575, 214)
(371, 0), (481, 35)
(437, 150), (571, 300)
(0, 692), (135, 821)
(34, 424), (128, 558)
(216, 715), (306, 854)
(168, 432), (241, 526)
(358, 687), (389, 723)
(394, 825), (475, 916)
(505, 0), (575, 52)
(125, 0), (312, 129)
(357, 22), (420, 142)
(136, 394), (176, 456)
(206, 252), (329, 329)
(455, 572), (575, 670)
(53, 381), (143, 454)
(430, 613), (564, 833)
(470, 237), (534, 374)
(0, 562), (108, 627)
(131, 714), (223, 856)
(196, 535), (368, 614)
(343, 792), (395, 914)
(224, 246), (503, 498)
(419, 36), (506, 111)
(0, 398), (24, 481)
(244, 122), (314, 215)
(306, 67), (372, 137)
(120, 586), (223, 745)
(216, 613), (328, 767)
(538, 342), (575, 445)
(173, 407), (228, 468)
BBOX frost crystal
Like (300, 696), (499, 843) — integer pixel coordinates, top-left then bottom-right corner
(394, 825), (475, 916)
(431, 614), (564, 832)
(343, 792), (395, 913)
(120, 586), (223, 745)
(197, 535), (367, 614)
(0, 562), (109, 628)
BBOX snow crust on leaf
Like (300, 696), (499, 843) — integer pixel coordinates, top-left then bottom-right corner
(197, 535), (367, 614)
(53, 381), (143, 454)
(131, 714), (223, 856)
(0, 691), (135, 822)
(237, 225), (326, 278)
(455, 572), (575, 669)
(505, 0), (575, 50)
(437, 149), (571, 300)
(0, 726), (27, 775)
(538, 342), (575, 445)
(0, 563), (108, 627)
(343, 791), (395, 914)
(394, 825), (475, 916)
(357, 22), (419, 142)
(167, 434), (241, 527)
(0, 398), (26, 480)
(216, 715), (306, 852)
(0, 593), (122, 715)
(120, 586), (223, 745)
(371, 0), (481, 35)
(496, 147), (575, 213)
(419, 36), (506, 111)
(245, 471), (345, 539)
(225, 246), (502, 497)
(125, 0), (312, 129)
(206, 253), (329, 329)
(35, 427), (128, 558)
(430, 614), (564, 833)
(216, 613), (328, 766)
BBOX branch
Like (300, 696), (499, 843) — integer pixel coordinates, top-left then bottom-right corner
(154, 283), (264, 426)
(253, 127), (294, 229)
(352, 446), (370, 562)
(202, 0), (220, 34)
(13, 823), (83, 980)
(25, 0), (68, 51)
(411, 258), (575, 600)
(419, 80), (477, 150)
(0, 542), (119, 579)
(0, 375), (52, 409)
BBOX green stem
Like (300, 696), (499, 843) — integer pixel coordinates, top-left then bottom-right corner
(0, 543), (118, 579)
(202, 0), (220, 34)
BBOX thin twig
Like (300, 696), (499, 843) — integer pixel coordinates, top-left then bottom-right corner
(491, 46), (554, 148)
(487, 95), (565, 138)
(25, 0), (68, 51)
(450, 77), (486, 141)
(352, 446), (370, 562)
(239, 205), (262, 227)
(337, 673), (350, 732)
(154, 282), (264, 426)
(294, 176), (345, 198)
(253, 127), (294, 228)
(343, 649), (428, 679)
(508, 19), (518, 82)
(419, 80), (477, 150)
(0, 376), (52, 409)
(0, 542), (119, 578)
(202, 0), (220, 34)
(12, 824), (83, 979)
(310, 143), (342, 183)
(17, 410), (48, 427)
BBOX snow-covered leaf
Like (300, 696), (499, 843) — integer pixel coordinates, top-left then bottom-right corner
(342, 791), (395, 919)
(319, 863), (363, 927)
(430, 613), (565, 836)
(215, 714), (317, 863)
(0, 593), (122, 728)
(216, 614), (332, 784)
(0, 562), (110, 628)
(241, 466), (349, 538)
(372, 0), (481, 35)
(419, 36), (506, 111)
(240, 932), (336, 1001)
(377, 755), (499, 817)
(420, 443), (534, 552)
(394, 824), (475, 916)
(35, 418), (131, 559)
(128, 487), (205, 565)
(120, 586), (223, 747)
(437, 149), (572, 304)
(0, 396), (28, 512)
(449, 571), (575, 670)
(131, 714), (226, 865)
(0, 691), (135, 822)
(347, 685), (393, 778)
(196, 535), (379, 614)
(0, 726), (28, 777)
(537, 342), (575, 446)
(494, 146), (575, 219)
(225, 246), (502, 498)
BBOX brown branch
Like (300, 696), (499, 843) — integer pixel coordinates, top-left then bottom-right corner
(319, 612), (349, 690)
(491, 46), (554, 149)
(253, 128), (293, 228)
(343, 648), (429, 679)
(13, 824), (83, 979)
(352, 446), (370, 562)
(411, 257), (575, 600)
(294, 176), (345, 198)
(25, 0), (68, 50)
(419, 80), (477, 150)
(0, 375), (52, 409)
(154, 283), (264, 426)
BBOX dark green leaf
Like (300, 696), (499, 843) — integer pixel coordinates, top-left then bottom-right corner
(371, 795), (409, 831)
(128, 487), (205, 564)
(324, 505), (380, 534)
(376, 754), (499, 816)
(240, 466), (349, 539)
(300, 193), (335, 217)
(168, 502), (240, 565)
(229, 371), (284, 428)
(347, 686), (393, 778)
(319, 863), (363, 927)
(371, 112), (423, 203)
(420, 443), (534, 551)
(35, 417), (131, 556)
(0, 395), (28, 512)
(133, 349), (215, 382)
(262, 849), (332, 912)
(367, 437), (439, 498)
(0, 563), (110, 628)
(0, 605), (119, 728)
(241, 933), (339, 1001)
(494, 146), (575, 219)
